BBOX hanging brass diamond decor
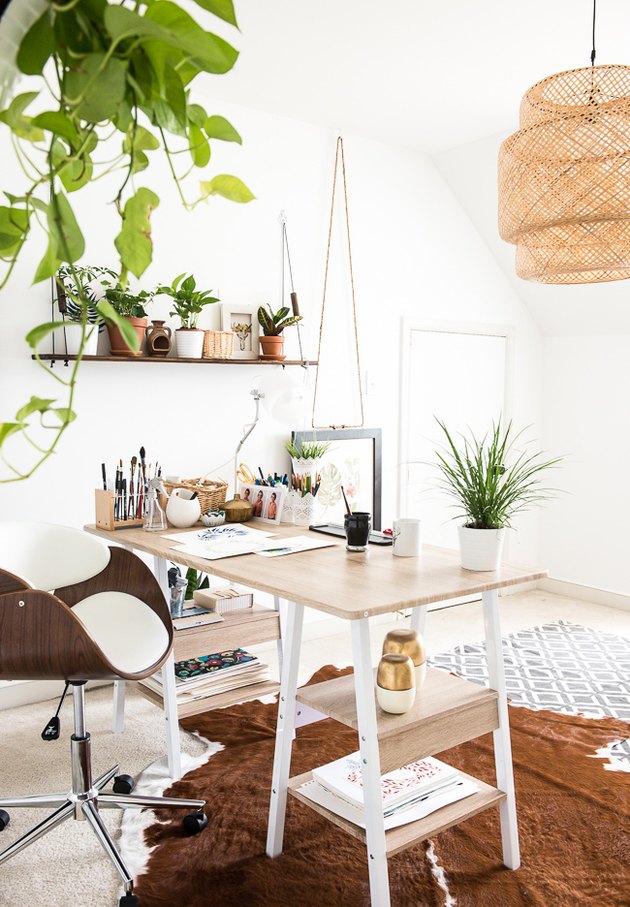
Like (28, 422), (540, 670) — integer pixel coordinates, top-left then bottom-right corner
(498, 65), (630, 284)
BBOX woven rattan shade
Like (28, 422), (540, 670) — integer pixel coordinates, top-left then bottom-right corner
(499, 65), (630, 284)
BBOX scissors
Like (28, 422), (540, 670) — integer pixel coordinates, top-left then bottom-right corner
(236, 463), (257, 485)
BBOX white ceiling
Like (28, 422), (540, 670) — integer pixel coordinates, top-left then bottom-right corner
(217, 0), (630, 154)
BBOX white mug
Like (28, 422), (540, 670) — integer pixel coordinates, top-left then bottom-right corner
(166, 488), (201, 528)
(392, 518), (422, 557)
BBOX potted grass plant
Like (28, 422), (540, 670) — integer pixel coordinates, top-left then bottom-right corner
(284, 437), (331, 525)
(156, 273), (219, 358)
(435, 419), (561, 571)
(257, 305), (302, 360)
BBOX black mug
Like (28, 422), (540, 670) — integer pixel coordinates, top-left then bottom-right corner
(344, 512), (371, 552)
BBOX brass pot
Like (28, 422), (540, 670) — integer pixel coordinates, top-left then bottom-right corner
(382, 628), (426, 667)
(376, 653), (415, 691)
(223, 493), (254, 523)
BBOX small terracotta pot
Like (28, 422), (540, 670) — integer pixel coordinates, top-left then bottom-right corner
(259, 335), (285, 360)
(107, 317), (147, 357)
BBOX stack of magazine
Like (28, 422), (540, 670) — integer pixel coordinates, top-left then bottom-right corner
(141, 648), (271, 704)
(297, 752), (479, 830)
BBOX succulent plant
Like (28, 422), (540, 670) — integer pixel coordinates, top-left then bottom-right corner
(257, 304), (302, 336)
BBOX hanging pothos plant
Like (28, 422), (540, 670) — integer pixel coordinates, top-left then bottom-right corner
(0, 0), (254, 481)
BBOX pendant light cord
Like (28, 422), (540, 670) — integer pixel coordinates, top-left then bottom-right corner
(590, 0), (597, 66)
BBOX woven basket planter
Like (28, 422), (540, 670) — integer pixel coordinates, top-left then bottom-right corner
(203, 330), (234, 359)
(499, 65), (630, 284)
(162, 478), (227, 513)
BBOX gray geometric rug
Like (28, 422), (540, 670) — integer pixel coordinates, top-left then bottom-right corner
(428, 620), (630, 769)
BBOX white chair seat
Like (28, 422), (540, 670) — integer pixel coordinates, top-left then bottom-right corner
(72, 592), (170, 675)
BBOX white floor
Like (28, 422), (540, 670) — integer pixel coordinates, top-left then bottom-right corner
(0, 590), (627, 907)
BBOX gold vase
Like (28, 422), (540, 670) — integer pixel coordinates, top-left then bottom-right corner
(382, 628), (427, 689)
(223, 493), (254, 523)
(376, 653), (416, 714)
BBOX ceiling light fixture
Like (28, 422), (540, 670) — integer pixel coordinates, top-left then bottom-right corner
(498, 1), (630, 284)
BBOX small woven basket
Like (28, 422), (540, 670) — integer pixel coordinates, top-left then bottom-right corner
(162, 477), (227, 513)
(203, 330), (234, 359)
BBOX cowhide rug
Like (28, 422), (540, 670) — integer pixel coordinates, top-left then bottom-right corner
(126, 664), (630, 907)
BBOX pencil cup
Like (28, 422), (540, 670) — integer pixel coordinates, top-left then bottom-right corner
(344, 512), (371, 551)
(166, 488), (201, 528)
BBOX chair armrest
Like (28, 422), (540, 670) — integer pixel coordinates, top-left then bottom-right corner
(0, 568), (30, 596)
(0, 589), (124, 680)
(55, 546), (172, 639)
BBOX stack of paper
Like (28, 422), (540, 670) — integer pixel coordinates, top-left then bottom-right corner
(141, 648), (271, 703)
(297, 752), (478, 830)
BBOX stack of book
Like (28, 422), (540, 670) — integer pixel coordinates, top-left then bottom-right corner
(297, 752), (479, 830)
(141, 648), (271, 704)
(193, 586), (253, 612)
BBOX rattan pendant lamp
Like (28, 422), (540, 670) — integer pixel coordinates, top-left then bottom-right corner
(498, 1), (630, 284)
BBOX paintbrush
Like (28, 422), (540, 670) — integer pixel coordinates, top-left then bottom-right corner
(341, 485), (351, 515)
(138, 446), (146, 518)
(130, 455), (136, 519)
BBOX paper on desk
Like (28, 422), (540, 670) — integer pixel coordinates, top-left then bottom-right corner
(254, 535), (338, 557)
(164, 524), (275, 544)
(171, 538), (272, 561)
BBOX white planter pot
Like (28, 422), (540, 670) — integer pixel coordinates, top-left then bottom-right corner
(376, 684), (416, 714)
(458, 526), (505, 571)
(60, 323), (99, 356)
(175, 329), (204, 359)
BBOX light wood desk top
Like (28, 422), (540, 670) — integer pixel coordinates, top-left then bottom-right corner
(85, 524), (546, 620)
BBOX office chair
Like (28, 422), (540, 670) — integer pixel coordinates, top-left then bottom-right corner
(0, 522), (207, 907)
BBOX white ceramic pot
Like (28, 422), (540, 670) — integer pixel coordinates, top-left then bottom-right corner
(458, 525), (505, 571)
(175, 329), (204, 359)
(61, 323), (99, 356)
(376, 685), (416, 714)
(166, 489), (201, 528)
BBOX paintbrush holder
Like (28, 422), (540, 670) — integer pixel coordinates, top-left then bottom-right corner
(95, 489), (144, 531)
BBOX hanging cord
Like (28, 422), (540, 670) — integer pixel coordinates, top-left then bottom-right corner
(312, 136), (364, 430)
(280, 213), (307, 367)
(590, 0), (597, 66)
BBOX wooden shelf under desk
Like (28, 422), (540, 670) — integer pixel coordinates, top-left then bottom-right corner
(288, 769), (505, 857)
(138, 679), (280, 719)
(297, 668), (499, 773)
(172, 604), (280, 662)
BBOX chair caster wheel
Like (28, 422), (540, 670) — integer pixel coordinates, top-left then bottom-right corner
(113, 774), (135, 795)
(119, 894), (139, 906)
(0, 810), (9, 831)
(183, 811), (208, 835)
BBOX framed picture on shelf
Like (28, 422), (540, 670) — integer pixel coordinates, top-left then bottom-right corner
(291, 428), (382, 529)
(238, 483), (287, 525)
(220, 304), (260, 360)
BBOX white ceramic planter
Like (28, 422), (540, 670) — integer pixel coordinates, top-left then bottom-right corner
(61, 323), (99, 356)
(458, 525), (505, 571)
(166, 489), (201, 528)
(175, 329), (204, 359)
(376, 685), (416, 714)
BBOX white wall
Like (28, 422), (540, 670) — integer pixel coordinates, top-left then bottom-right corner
(542, 335), (630, 593)
(0, 91), (543, 560)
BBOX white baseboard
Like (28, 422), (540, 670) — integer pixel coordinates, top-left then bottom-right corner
(0, 679), (111, 712)
(538, 577), (630, 612)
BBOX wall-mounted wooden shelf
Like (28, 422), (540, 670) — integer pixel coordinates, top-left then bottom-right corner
(35, 354), (317, 365)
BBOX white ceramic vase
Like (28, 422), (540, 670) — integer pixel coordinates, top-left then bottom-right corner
(175, 329), (204, 359)
(458, 525), (505, 571)
(166, 489), (201, 528)
(293, 491), (315, 527)
(60, 323), (99, 356)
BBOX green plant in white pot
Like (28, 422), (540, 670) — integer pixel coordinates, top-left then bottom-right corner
(435, 419), (561, 571)
(55, 265), (115, 356)
(156, 273), (219, 358)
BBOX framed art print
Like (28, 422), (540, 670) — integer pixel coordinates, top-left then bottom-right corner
(220, 304), (260, 360)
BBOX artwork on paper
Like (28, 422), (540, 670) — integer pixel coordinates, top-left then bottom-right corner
(220, 305), (260, 359)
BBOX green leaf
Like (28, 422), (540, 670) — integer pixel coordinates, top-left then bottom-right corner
(204, 115), (241, 144)
(0, 92), (45, 141)
(0, 206), (28, 254)
(114, 187), (160, 278)
(123, 124), (160, 154)
(65, 54), (128, 123)
(25, 321), (66, 349)
(32, 111), (80, 145)
(187, 103), (208, 128)
(51, 407), (77, 425)
(15, 396), (56, 421)
(33, 240), (60, 283)
(189, 0), (238, 27)
(16, 10), (54, 75)
(47, 192), (84, 263)
(144, 3), (238, 74)
(0, 423), (25, 448)
(97, 300), (140, 352)
(152, 62), (187, 136)
(200, 175), (255, 203)
(189, 125), (210, 167)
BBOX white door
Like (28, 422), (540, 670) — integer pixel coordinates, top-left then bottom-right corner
(399, 322), (511, 556)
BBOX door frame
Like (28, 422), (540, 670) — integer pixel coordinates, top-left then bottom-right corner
(398, 318), (515, 523)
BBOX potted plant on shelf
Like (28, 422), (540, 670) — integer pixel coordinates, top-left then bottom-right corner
(156, 273), (219, 358)
(257, 305), (303, 360)
(435, 419), (561, 571)
(100, 285), (152, 357)
(55, 265), (116, 356)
